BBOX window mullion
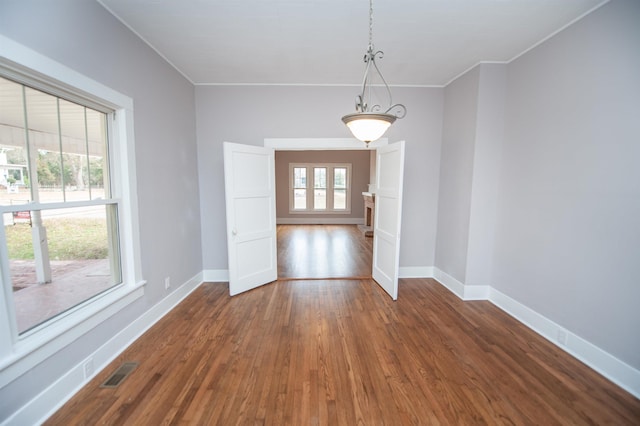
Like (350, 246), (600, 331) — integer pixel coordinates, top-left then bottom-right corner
(0, 223), (19, 350)
(307, 166), (313, 210)
(83, 107), (92, 200)
(327, 165), (334, 210)
(56, 98), (66, 202)
(292, 164), (296, 211)
(104, 113), (115, 199)
(288, 163), (350, 213)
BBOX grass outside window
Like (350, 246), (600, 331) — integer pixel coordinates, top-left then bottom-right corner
(5, 218), (108, 260)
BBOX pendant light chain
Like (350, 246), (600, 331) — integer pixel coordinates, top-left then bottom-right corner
(341, 0), (406, 145)
(369, 0), (374, 50)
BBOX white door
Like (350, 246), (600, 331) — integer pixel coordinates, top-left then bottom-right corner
(372, 141), (405, 300)
(223, 142), (277, 296)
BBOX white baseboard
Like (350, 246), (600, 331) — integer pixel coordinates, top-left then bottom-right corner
(462, 284), (491, 300)
(433, 268), (465, 299)
(432, 268), (489, 300)
(276, 218), (364, 225)
(399, 266), (434, 278)
(202, 269), (229, 282)
(207, 268), (437, 281)
(489, 287), (640, 399)
(10, 266), (638, 426)
(430, 268), (639, 399)
(6, 272), (205, 426)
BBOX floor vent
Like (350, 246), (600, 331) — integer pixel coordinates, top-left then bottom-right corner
(100, 362), (139, 388)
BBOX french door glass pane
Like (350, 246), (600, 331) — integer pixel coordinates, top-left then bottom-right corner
(334, 189), (346, 209)
(4, 204), (121, 334)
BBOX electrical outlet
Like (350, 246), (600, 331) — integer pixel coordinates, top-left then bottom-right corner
(165, 276), (171, 289)
(557, 329), (567, 346)
(83, 358), (94, 379)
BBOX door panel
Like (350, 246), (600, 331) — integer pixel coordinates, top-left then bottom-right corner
(372, 141), (405, 300)
(223, 142), (277, 296)
(234, 197), (271, 234)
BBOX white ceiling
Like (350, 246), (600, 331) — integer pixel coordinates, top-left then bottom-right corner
(98, 0), (606, 86)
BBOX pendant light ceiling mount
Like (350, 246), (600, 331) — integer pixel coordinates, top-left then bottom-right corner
(342, 0), (406, 146)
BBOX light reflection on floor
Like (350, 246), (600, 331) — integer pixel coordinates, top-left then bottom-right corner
(278, 225), (372, 279)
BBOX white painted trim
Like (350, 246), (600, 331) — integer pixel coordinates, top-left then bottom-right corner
(399, 266), (434, 278)
(489, 287), (640, 399)
(212, 266), (435, 281)
(265, 138), (388, 151)
(5, 267), (637, 425)
(202, 269), (229, 282)
(3, 273), (204, 426)
(431, 270), (639, 398)
(432, 268), (490, 300)
(0, 36), (145, 394)
(462, 284), (491, 300)
(287, 163), (352, 214)
(0, 35), (132, 110)
(194, 82), (440, 88)
(443, 61), (508, 88)
(433, 268), (466, 299)
(443, 1), (610, 88)
(277, 218), (364, 225)
(0, 283), (145, 388)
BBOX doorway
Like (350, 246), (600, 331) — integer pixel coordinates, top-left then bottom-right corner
(223, 139), (404, 299)
(272, 146), (374, 280)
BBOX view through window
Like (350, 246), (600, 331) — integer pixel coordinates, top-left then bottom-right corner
(289, 163), (351, 213)
(0, 75), (122, 334)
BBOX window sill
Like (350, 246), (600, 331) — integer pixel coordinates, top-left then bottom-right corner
(0, 280), (146, 388)
(288, 210), (352, 215)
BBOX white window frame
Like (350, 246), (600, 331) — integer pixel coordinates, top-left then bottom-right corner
(288, 163), (352, 214)
(0, 35), (145, 388)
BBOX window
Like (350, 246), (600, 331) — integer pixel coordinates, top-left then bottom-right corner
(0, 40), (144, 387)
(313, 167), (327, 209)
(289, 163), (351, 213)
(292, 166), (307, 210)
(333, 167), (347, 209)
(0, 75), (121, 334)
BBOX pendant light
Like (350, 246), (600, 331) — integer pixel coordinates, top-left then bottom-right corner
(342, 0), (406, 146)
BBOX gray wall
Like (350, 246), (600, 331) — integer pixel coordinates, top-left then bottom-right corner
(464, 64), (506, 287)
(274, 150), (370, 221)
(0, 0), (202, 419)
(435, 63), (506, 288)
(3, 0), (637, 419)
(435, 0), (640, 369)
(196, 85), (443, 271)
(493, 0), (640, 368)
(434, 67), (480, 283)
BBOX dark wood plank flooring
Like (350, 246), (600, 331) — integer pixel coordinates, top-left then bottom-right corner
(46, 279), (640, 425)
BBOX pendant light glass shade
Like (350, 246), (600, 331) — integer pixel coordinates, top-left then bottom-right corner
(342, 0), (406, 145)
(342, 112), (396, 144)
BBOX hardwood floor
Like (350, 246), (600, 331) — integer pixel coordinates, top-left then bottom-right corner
(46, 279), (640, 425)
(277, 225), (372, 279)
